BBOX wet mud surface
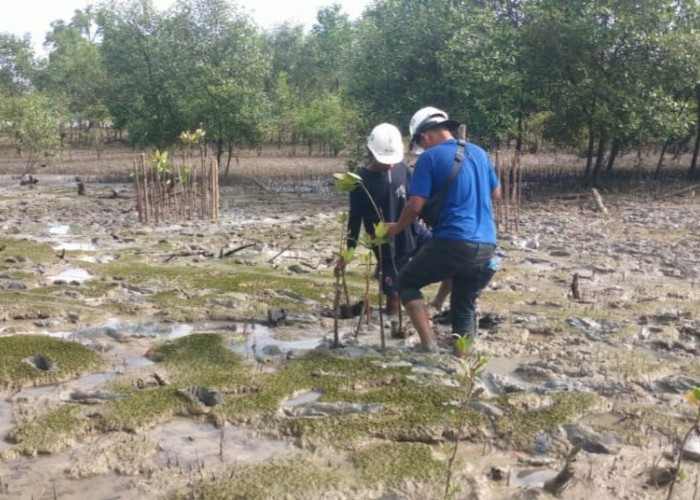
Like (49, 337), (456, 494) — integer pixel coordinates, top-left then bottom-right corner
(0, 175), (699, 499)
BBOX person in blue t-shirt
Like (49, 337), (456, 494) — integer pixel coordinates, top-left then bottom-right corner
(347, 123), (431, 319)
(386, 106), (501, 352)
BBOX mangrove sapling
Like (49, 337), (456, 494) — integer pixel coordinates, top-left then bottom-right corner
(371, 221), (389, 351)
(333, 171), (402, 351)
(355, 251), (373, 338)
(444, 334), (487, 498)
(667, 387), (700, 500)
(330, 210), (355, 347)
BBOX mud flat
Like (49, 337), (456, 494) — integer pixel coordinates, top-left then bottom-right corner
(0, 174), (699, 499)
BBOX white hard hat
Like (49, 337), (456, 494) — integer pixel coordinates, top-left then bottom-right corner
(367, 123), (404, 164)
(408, 106), (460, 153)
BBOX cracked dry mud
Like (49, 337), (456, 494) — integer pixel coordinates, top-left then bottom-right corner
(0, 174), (699, 499)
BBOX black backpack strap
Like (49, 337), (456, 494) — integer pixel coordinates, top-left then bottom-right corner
(439, 140), (466, 196)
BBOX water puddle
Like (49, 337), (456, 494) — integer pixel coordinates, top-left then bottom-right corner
(151, 419), (298, 469)
(231, 323), (324, 357)
(78, 255), (115, 264)
(0, 452), (135, 500)
(281, 390), (322, 408)
(51, 241), (98, 252)
(49, 268), (93, 284)
(48, 223), (71, 235)
(485, 356), (532, 377)
(223, 323), (324, 357)
(509, 467), (559, 488)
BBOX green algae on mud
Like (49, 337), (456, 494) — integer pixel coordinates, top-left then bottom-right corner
(97, 257), (361, 314)
(351, 441), (445, 486)
(0, 237), (56, 264)
(494, 391), (600, 451)
(173, 456), (344, 500)
(5, 404), (85, 457)
(131, 335), (472, 447)
(0, 335), (106, 390)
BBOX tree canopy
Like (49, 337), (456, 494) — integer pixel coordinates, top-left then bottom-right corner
(1, 0), (700, 179)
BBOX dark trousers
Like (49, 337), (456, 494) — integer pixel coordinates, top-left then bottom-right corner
(397, 238), (495, 335)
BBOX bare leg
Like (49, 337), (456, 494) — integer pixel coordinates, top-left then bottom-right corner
(405, 299), (436, 351)
(430, 279), (452, 311)
(385, 292), (400, 316)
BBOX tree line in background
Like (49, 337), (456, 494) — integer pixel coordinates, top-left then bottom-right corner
(1, 0), (700, 185)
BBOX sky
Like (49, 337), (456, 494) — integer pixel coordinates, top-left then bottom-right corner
(0, 0), (372, 55)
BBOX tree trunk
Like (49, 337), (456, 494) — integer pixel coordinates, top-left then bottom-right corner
(605, 138), (620, 173)
(515, 110), (523, 154)
(225, 141), (234, 176)
(215, 138), (224, 175)
(589, 131), (607, 187)
(689, 86), (700, 178)
(655, 140), (669, 178)
(584, 125), (595, 184)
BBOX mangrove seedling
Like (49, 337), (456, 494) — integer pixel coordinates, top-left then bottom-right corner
(444, 334), (487, 498)
(330, 211), (355, 347)
(333, 171), (402, 351)
(666, 386), (700, 499)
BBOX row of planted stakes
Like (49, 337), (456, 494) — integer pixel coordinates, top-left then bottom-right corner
(133, 131), (220, 223)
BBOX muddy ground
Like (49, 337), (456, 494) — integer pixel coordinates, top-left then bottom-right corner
(0, 166), (699, 500)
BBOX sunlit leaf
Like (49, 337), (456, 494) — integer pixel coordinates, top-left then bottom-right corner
(333, 172), (361, 192)
(373, 221), (388, 239)
(685, 388), (700, 406)
(342, 247), (355, 263)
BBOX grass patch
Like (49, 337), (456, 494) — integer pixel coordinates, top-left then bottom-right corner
(0, 237), (56, 264)
(495, 391), (599, 450)
(98, 386), (181, 433)
(173, 456), (344, 500)
(0, 335), (105, 390)
(6, 405), (85, 456)
(351, 441), (444, 486)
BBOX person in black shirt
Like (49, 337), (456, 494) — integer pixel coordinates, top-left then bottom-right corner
(347, 123), (430, 317)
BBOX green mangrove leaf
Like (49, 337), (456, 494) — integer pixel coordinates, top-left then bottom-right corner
(333, 172), (362, 192)
(686, 387), (700, 406)
(342, 247), (355, 263)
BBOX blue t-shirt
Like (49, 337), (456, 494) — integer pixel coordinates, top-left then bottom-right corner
(409, 139), (498, 244)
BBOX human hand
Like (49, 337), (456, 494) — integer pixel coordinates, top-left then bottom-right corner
(385, 222), (399, 237)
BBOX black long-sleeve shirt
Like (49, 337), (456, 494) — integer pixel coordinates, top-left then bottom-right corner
(347, 161), (428, 267)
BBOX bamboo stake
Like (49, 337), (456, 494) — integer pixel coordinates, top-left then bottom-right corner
(141, 154), (150, 223)
(134, 159), (143, 222)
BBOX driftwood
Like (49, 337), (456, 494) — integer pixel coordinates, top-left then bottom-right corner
(219, 243), (256, 258)
(164, 250), (215, 263)
(653, 184), (699, 200)
(543, 443), (582, 495)
(591, 188), (609, 215)
(252, 178), (271, 191)
(570, 273), (581, 300)
(267, 242), (294, 263)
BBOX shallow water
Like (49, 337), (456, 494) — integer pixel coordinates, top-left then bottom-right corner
(49, 267), (93, 284)
(509, 467), (559, 488)
(151, 419), (298, 470)
(233, 323), (324, 357)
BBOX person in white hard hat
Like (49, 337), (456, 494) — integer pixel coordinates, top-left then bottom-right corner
(386, 107), (501, 353)
(346, 123), (430, 323)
